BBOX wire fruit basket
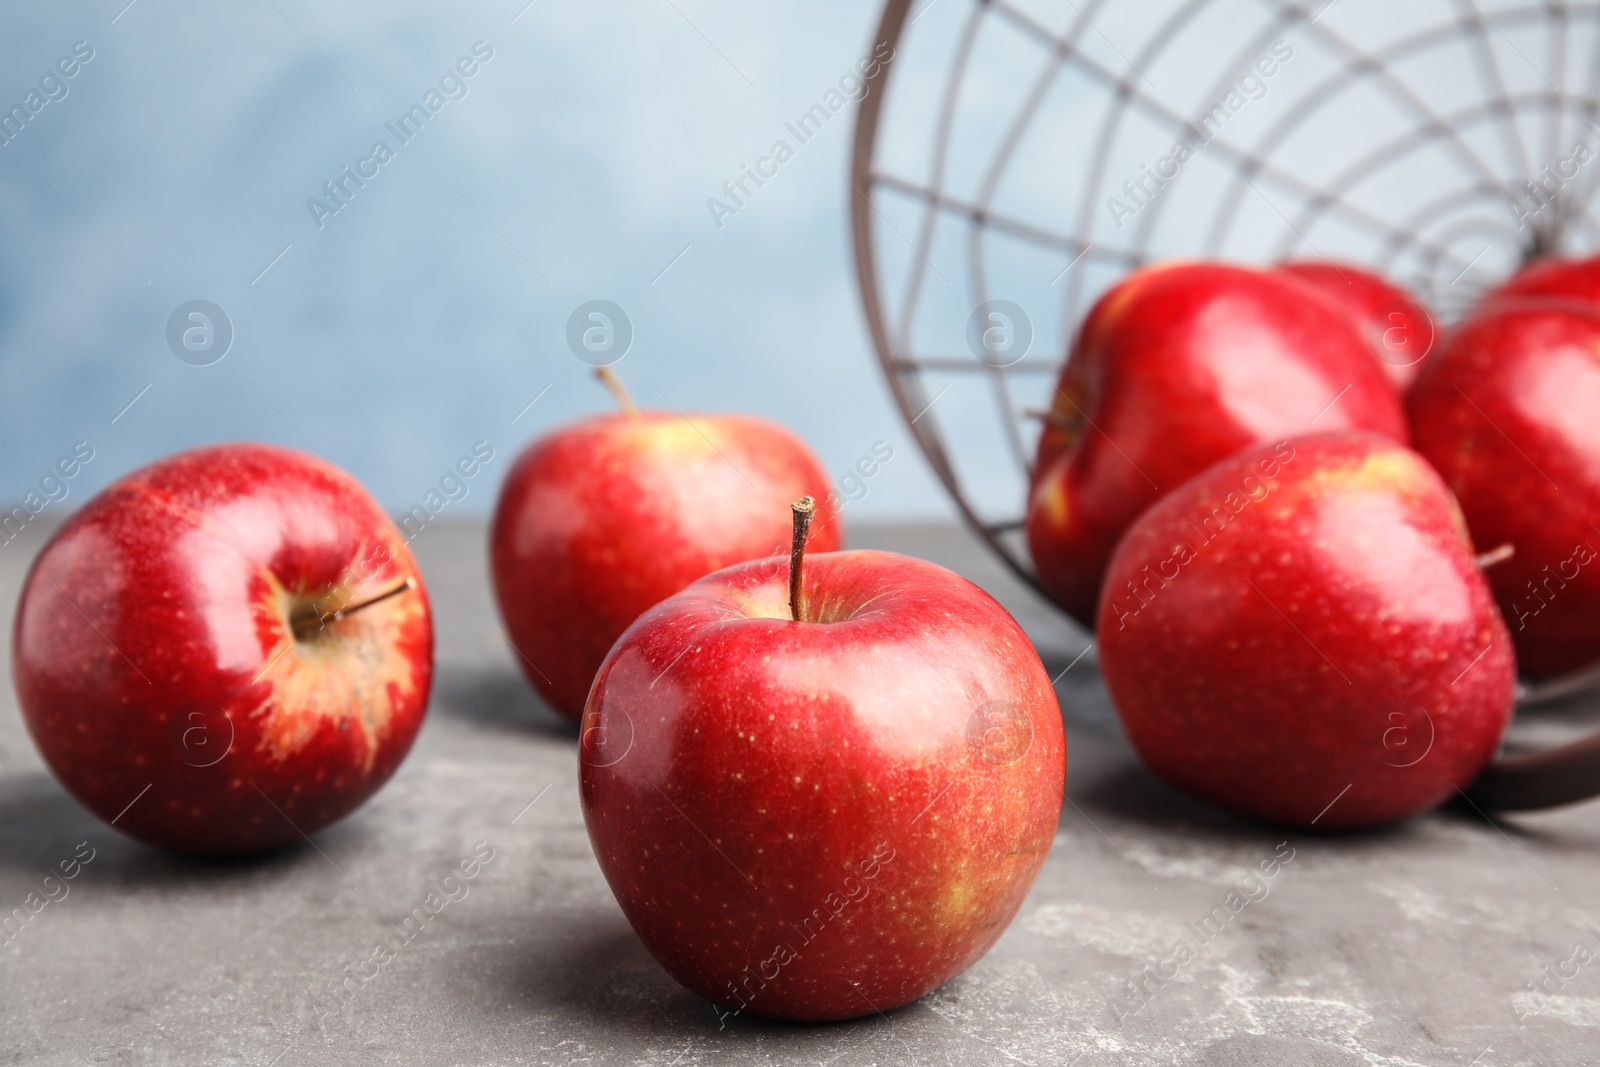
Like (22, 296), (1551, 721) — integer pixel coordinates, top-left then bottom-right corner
(851, 0), (1598, 596)
(850, 0), (1600, 806)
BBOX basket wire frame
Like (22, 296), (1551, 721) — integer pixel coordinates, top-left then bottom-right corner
(850, 0), (1600, 597)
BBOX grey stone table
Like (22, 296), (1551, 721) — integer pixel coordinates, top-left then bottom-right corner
(2, 520), (1598, 1066)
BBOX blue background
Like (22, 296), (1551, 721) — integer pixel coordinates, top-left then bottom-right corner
(0, 1), (950, 524)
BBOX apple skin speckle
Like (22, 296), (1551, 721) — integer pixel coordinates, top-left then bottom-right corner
(1409, 292), (1600, 677)
(1098, 433), (1515, 829)
(579, 549), (1065, 1022)
(1026, 262), (1410, 627)
(13, 443), (433, 856)
(490, 410), (840, 719)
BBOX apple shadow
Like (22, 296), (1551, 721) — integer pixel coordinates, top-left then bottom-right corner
(510, 917), (912, 1046)
(1073, 758), (1600, 852)
(1070, 761), (1440, 846)
(510, 918), (721, 1035)
(432, 666), (577, 740)
(0, 768), (327, 884)
(1071, 761), (1269, 839)
(0, 770), (110, 873)
(1039, 647), (1128, 738)
(1436, 791), (1595, 846)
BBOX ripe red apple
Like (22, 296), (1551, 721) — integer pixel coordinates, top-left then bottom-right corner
(1409, 299), (1600, 676)
(491, 375), (840, 718)
(1277, 260), (1436, 389)
(1027, 262), (1409, 626)
(580, 501), (1064, 1021)
(1482, 252), (1600, 309)
(1097, 433), (1515, 828)
(13, 443), (432, 855)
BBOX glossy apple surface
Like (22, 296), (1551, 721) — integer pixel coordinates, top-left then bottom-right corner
(1277, 260), (1436, 389)
(1027, 262), (1409, 626)
(1409, 300), (1600, 676)
(491, 411), (840, 718)
(13, 443), (433, 855)
(580, 549), (1065, 1021)
(1097, 433), (1514, 828)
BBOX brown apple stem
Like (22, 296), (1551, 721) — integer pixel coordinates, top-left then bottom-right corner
(1476, 543), (1515, 569)
(1023, 407), (1076, 432)
(789, 496), (815, 623)
(293, 577), (414, 639)
(595, 367), (639, 419)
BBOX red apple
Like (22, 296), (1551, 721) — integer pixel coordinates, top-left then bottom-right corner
(491, 379), (841, 718)
(1277, 260), (1436, 389)
(1027, 262), (1409, 626)
(1097, 433), (1515, 828)
(1409, 299), (1600, 676)
(579, 502), (1064, 1021)
(13, 443), (432, 855)
(1482, 253), (1600, 309)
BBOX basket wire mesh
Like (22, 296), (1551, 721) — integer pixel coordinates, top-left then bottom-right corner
(851, 0), (1600, 595)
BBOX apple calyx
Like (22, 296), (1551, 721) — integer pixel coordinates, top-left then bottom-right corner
(1475, 543), (1515, 570)
(595, 366), (639, 419)
(289, 577), (415, 641)
(788, 495), (815, 622)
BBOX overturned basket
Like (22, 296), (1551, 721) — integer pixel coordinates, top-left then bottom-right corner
(850, 0), (1600, 806)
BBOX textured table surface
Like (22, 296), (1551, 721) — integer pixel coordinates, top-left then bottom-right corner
(1, 519), (1598, 1067)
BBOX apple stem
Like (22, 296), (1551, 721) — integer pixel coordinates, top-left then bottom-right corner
(292, 577), (414, 639)
(1476, 543), (1516, 570)
(595, 367), (639, 419)
(789, 496), (815, 623)
(1023, 407), (1075, 432)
